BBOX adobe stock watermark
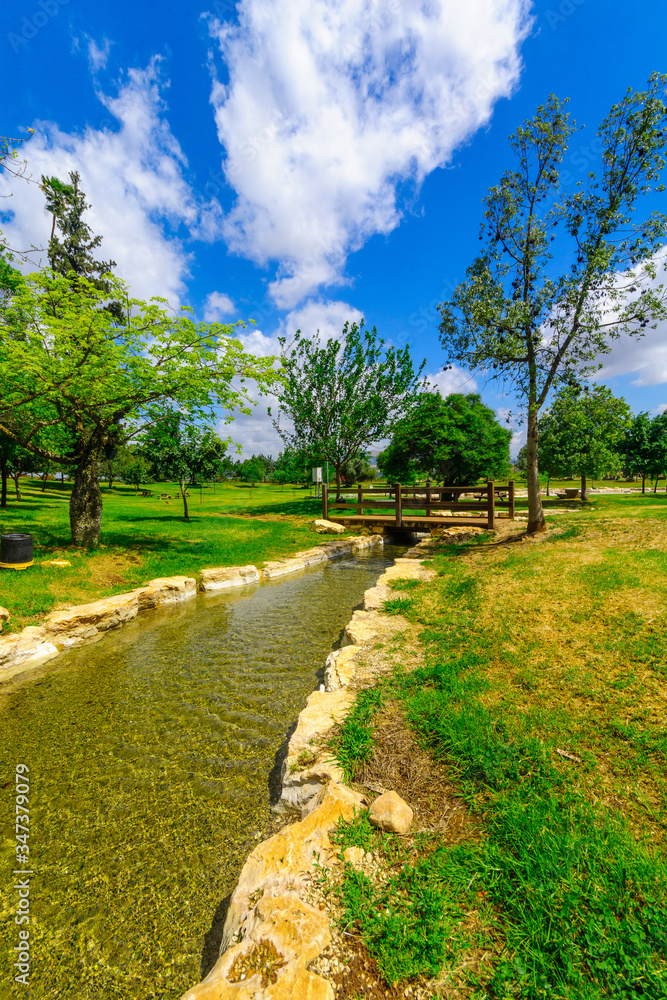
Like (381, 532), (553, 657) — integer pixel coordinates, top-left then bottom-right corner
(545, 0), (586, 31)
(7, 0), (71, 54)
(13, 763), (32, 987)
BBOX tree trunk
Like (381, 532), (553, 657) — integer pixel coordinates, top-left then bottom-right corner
(0, 456), (7, 509)
(642, 475), (646, 494)
(41, 472), (48, 492)
(70, 458), (103, 548)
(12, 474), (22, 501)
(180, 482), (190, 521)
(655, 476), (660, 494)
(526, 404), (546, 533)
(335, 465), (343, 501)
(581, 473), (587, 502)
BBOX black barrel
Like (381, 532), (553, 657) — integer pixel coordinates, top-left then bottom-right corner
(0, 533), (34, 570)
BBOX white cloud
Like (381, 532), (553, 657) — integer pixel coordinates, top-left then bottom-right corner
(88, 37), (112, 73)
(0, 59), (215, 304)
(424, 366), (478, 396)
(596, 320), (667, 386)
(204, 290), (236, 320)
(208, 0), (531, 306)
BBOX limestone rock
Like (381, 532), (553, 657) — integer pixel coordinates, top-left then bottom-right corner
(301, 781), (367, 820)
(280, 689), (355, 812)
(147, 575), (197, 604)
(221, 782), (365, 954)
(341, 608), (403, 647)
(369, 790), (413, 834)
(323, 645), (360, 691)
(45, 592), (141, 650)
(0, 626), (59, 673)
(342, 846), (365, 866)
(200, 565), (260, 592)
(362, 582), (392, 611)
(312, 519), (345, 535)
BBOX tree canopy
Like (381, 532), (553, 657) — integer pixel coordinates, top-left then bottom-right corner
(539, 386), (631, 499)
(271, 320), (425, 496)
(377, 392), (512, 486)
(143, 412), (228, 520)
(438, 75), (667, 533)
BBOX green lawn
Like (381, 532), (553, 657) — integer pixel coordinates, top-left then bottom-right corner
(328, 492), (667, 998)
(0, 478), (325, 630)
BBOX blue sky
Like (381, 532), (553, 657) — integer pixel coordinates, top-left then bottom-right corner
(2, 0), (667, 457)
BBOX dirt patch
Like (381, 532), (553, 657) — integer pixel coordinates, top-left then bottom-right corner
(353, 702), (477, 840)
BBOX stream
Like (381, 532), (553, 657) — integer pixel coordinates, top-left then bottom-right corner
(0, 545), (401, 999)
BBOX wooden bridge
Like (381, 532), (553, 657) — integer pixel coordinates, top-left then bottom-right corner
(322, 481), (516, 532)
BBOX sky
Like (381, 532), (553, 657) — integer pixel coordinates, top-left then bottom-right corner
(2, 0), (667, 458)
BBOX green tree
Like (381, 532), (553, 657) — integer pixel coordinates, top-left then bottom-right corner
(648, 411), (667, 492)
(271, 320), (425, 498)
(539, 386), (631, 500)
(623, 412), (654, 492)
(0, 269), (276, 546)
(340, 452), (375, 485)
(144, 412), (228, 520)
(438, 75), (667, 533)
(41, 171), (116, 282)
(239, 456), (266, 485)
(378, 392), (511, 486)
(119, 450), (151, 495)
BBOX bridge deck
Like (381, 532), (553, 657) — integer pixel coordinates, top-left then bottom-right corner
(328, 514), (494, 530)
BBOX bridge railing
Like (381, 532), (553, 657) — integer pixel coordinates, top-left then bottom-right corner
(322, 481), (515, 529)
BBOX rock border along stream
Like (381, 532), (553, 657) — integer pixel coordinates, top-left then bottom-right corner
(180, 525), (481, 1000)
(0, 534), (382, 680)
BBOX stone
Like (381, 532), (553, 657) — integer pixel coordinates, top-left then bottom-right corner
(323, 646), (360, 691)
(200, 565), (260, 592)
(41, 559), (71, 567)
(342, 846), (365, 866)
(147, 576), (197, 604)
(45, 592), (141, 650)
(0, 626), (59, 673)
(280, 690), (355, 811)
(369, 790), (413, 834)
(311, 519), (345, 535)
(341, 608), (403, 647)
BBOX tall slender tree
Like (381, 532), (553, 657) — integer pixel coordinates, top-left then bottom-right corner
(438, 75), (667, 533)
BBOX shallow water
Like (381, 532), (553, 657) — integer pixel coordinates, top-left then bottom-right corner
(0, 547), (400, 999)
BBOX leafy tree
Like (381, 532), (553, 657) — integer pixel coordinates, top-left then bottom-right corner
(271, 447), (314, 486)
(648, 411), (667, 491)
(0, 269), (276, 546)
(515, 445), (528, 477)
(377, 392), (511, 487)
(120, 450), (151, 494)
(438, 75), (667, 533)
(340, 452), (375, 485)
(239, 457), (266, 485)
(41, 171), (116, 281)
(143, 412), (228, 520)
(271, 320), (425, 498)
(622, 412), (654, 492)
(539, 386), (631, 500)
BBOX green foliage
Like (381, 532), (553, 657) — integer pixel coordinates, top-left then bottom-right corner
(381, 596), (414, 615)
(41, 170), (117, 282)
(438, 76), (667, 530)
(239, 456), (266, 484)
(143, 412), (227, 518)
(329, 685), (384, 782)
(272, 320), (425, 493)
(539, 385), (632, 481)
(377, 392), (511, 486)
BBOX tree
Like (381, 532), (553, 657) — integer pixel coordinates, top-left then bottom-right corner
(648, 411), (667, 492)
(623, 412), (654, 492)
(272, 320), (425, 498)
(538, 386), (631, 500)
(438, 75), (667, 534)
(340, 452), (375, 485)
(0, 268), (276, 546)
(144, 412), (228, 520)
(377, 392), (511, 487)
(239, 457), (266, 485)
(119, 451), (151, 495)
(41, 171), (117, 282)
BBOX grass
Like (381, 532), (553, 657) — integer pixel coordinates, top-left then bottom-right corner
(0, 477), (325, 629)
(328, 492), (667, 998)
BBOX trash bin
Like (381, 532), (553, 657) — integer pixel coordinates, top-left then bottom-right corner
(0, 533), (34, 570)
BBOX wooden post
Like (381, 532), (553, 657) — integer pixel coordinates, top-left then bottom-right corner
(395, 483), (402, 527)
(426, 485), (431, 517)
(357, 484), (363, 516)
(487, 481), (495, 529)
(508, 480), (515, 520)
(322, 484), (328, 520)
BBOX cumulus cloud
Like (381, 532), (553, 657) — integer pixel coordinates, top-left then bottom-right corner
(208, 0), (531, 306)
(596, 320), (667, 386)
(424, 366), (478, 397)
(0, 59), (215, 304)
(204, 290), (236, 320)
